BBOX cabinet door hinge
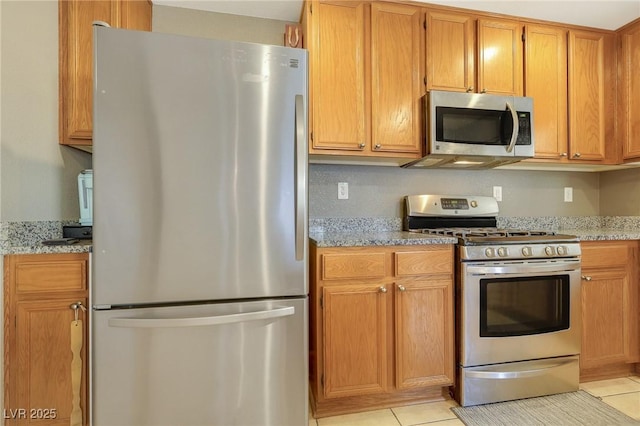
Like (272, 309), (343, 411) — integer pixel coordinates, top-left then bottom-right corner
(311, 131), (314, 142)
(423, 20), (426, 30)
(321, 374), (324, 387)
(522, 32), (525, 42)
(310, 3), (313, 14)
(320, 296), (323, 309)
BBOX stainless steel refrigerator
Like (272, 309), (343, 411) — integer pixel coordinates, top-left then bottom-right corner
(91, 26), (308, 426)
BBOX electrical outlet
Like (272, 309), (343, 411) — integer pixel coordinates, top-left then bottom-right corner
(564, 187), (573, 202)
(493, 186), (503, 202)
(338, 182), (349, 200)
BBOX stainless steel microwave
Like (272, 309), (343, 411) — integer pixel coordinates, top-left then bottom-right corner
(403, 90), (534, 169)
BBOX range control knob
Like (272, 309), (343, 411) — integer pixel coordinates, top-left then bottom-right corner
(485, 248), (495, 258)
(470, 200), (478, 208)
(557, 246), (567, 256)
(545, 246), (556, 256)
(521, 246), (532, 257)
(497, 247), (509, 257)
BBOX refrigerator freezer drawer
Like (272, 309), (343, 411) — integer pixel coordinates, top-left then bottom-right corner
(91, 298), (308, 426)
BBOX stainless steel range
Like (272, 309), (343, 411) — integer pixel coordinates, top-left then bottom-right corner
(405, 194), (581, 406)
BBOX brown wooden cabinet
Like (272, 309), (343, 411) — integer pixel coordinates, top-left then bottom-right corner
(618, 19), (640, 161)
(580, 241), (639, 379)
(309, 244), (454, 417)
(425, 10), (474, 93)
(4, 253), (90, 426)
(59, 0), (152, 150)
(567, 30), (617, 163)
(305, 0), (422, 160)
(524, 24), (568, 159)
(477, 18), (523, 96)
(425, 9), (522, 96)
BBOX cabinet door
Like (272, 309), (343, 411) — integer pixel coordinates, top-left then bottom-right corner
(524, 25), (568, 159)
(425, 10), (475, 92)
(322, 284), (388, 398)
(59, 1), (119, 146)
(9, 298), (89, 426)
(309, 1), (367, 152)
(59, 0), (152, 147)
(620, 24), (640, 160)
(370, 3), (422, 155)
(568, 30), (606, 161)
(580, 270), (629, 369)
(119, 0), (152, 30)
(477, 18), (523, 96)
(394, 279), (453, 389)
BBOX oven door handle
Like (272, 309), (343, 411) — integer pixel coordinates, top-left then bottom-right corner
(465, 358), (575, 380)
(466, 262), (580, 275)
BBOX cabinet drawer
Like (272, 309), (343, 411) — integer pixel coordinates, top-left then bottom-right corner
(15, 259), (87, 293)
(395, 248), (453, 276)
(581, 243), (630, 269)
(321, 253), (386, 280)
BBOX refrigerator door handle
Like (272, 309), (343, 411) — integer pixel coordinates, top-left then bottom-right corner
(294, 94), (306, 261)
(107, 306), (295, 328)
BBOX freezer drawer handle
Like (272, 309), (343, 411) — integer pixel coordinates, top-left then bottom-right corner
(108, 306), (295, 328)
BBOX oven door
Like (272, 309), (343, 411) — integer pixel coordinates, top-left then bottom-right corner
(459, 259), (581, 367)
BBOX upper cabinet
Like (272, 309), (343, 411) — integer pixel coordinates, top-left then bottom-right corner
(425, 10), (522, 96)
(476, 18), (523, 96)
(619, 19), (640, 161)
(523, 24), (568, 160)
(425, 10), (475, 92)
(59, 0), (152, 151)
(305, 1), (422, 160)
(567, 30), (617, 163)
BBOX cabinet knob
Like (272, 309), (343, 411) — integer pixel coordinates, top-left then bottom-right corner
(358, 143), (365, 149)
(561, 152), (568, 157)
(397, 285), (406, 292)
(481, 88), (487, 94)
(374, 144), (381, 150)
(379, 286), (388, 293)
(466, 86), (474, 93)
(573, 152), (581, 158)
(582, 275), (592, 281)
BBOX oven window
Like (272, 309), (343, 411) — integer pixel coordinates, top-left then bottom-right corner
(479, 275), (570, 337)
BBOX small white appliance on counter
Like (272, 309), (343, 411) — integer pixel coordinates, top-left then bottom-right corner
(78, 169), (93, 226)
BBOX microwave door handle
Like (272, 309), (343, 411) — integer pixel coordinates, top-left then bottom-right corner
(505, 101), (519, 153)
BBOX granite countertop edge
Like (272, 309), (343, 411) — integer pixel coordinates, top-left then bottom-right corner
(309, 229), (640, 247)
(310, 231), (458, 247)
(2, 242), (92, 255)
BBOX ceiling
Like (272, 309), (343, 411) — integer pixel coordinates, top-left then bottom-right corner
(153, 0), (640, 30)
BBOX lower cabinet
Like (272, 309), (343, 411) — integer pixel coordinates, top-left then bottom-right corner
(4, 253), (89, 426)
(580, 241), (639, 379)
(309, 244), (454, 417)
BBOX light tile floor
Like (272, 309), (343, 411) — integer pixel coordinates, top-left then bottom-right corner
(309, 376), (640, 426)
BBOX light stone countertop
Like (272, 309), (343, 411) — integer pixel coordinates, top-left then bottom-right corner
(309, 230), (457, 247)
(1, 221), (92, 255)
(563, 229), (640, 241)
(309, 216), (640, 248)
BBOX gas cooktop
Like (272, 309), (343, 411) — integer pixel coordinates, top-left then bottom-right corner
(404, 194), (581, 260)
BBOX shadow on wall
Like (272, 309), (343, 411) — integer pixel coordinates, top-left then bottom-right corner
(600, 167), (640, 216)
(0, 143), (91, 221)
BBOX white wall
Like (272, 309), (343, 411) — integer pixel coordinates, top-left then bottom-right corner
(153, 4), (292, 44)
(0, 1), (92, 222)
(310, 164), (601, 218)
